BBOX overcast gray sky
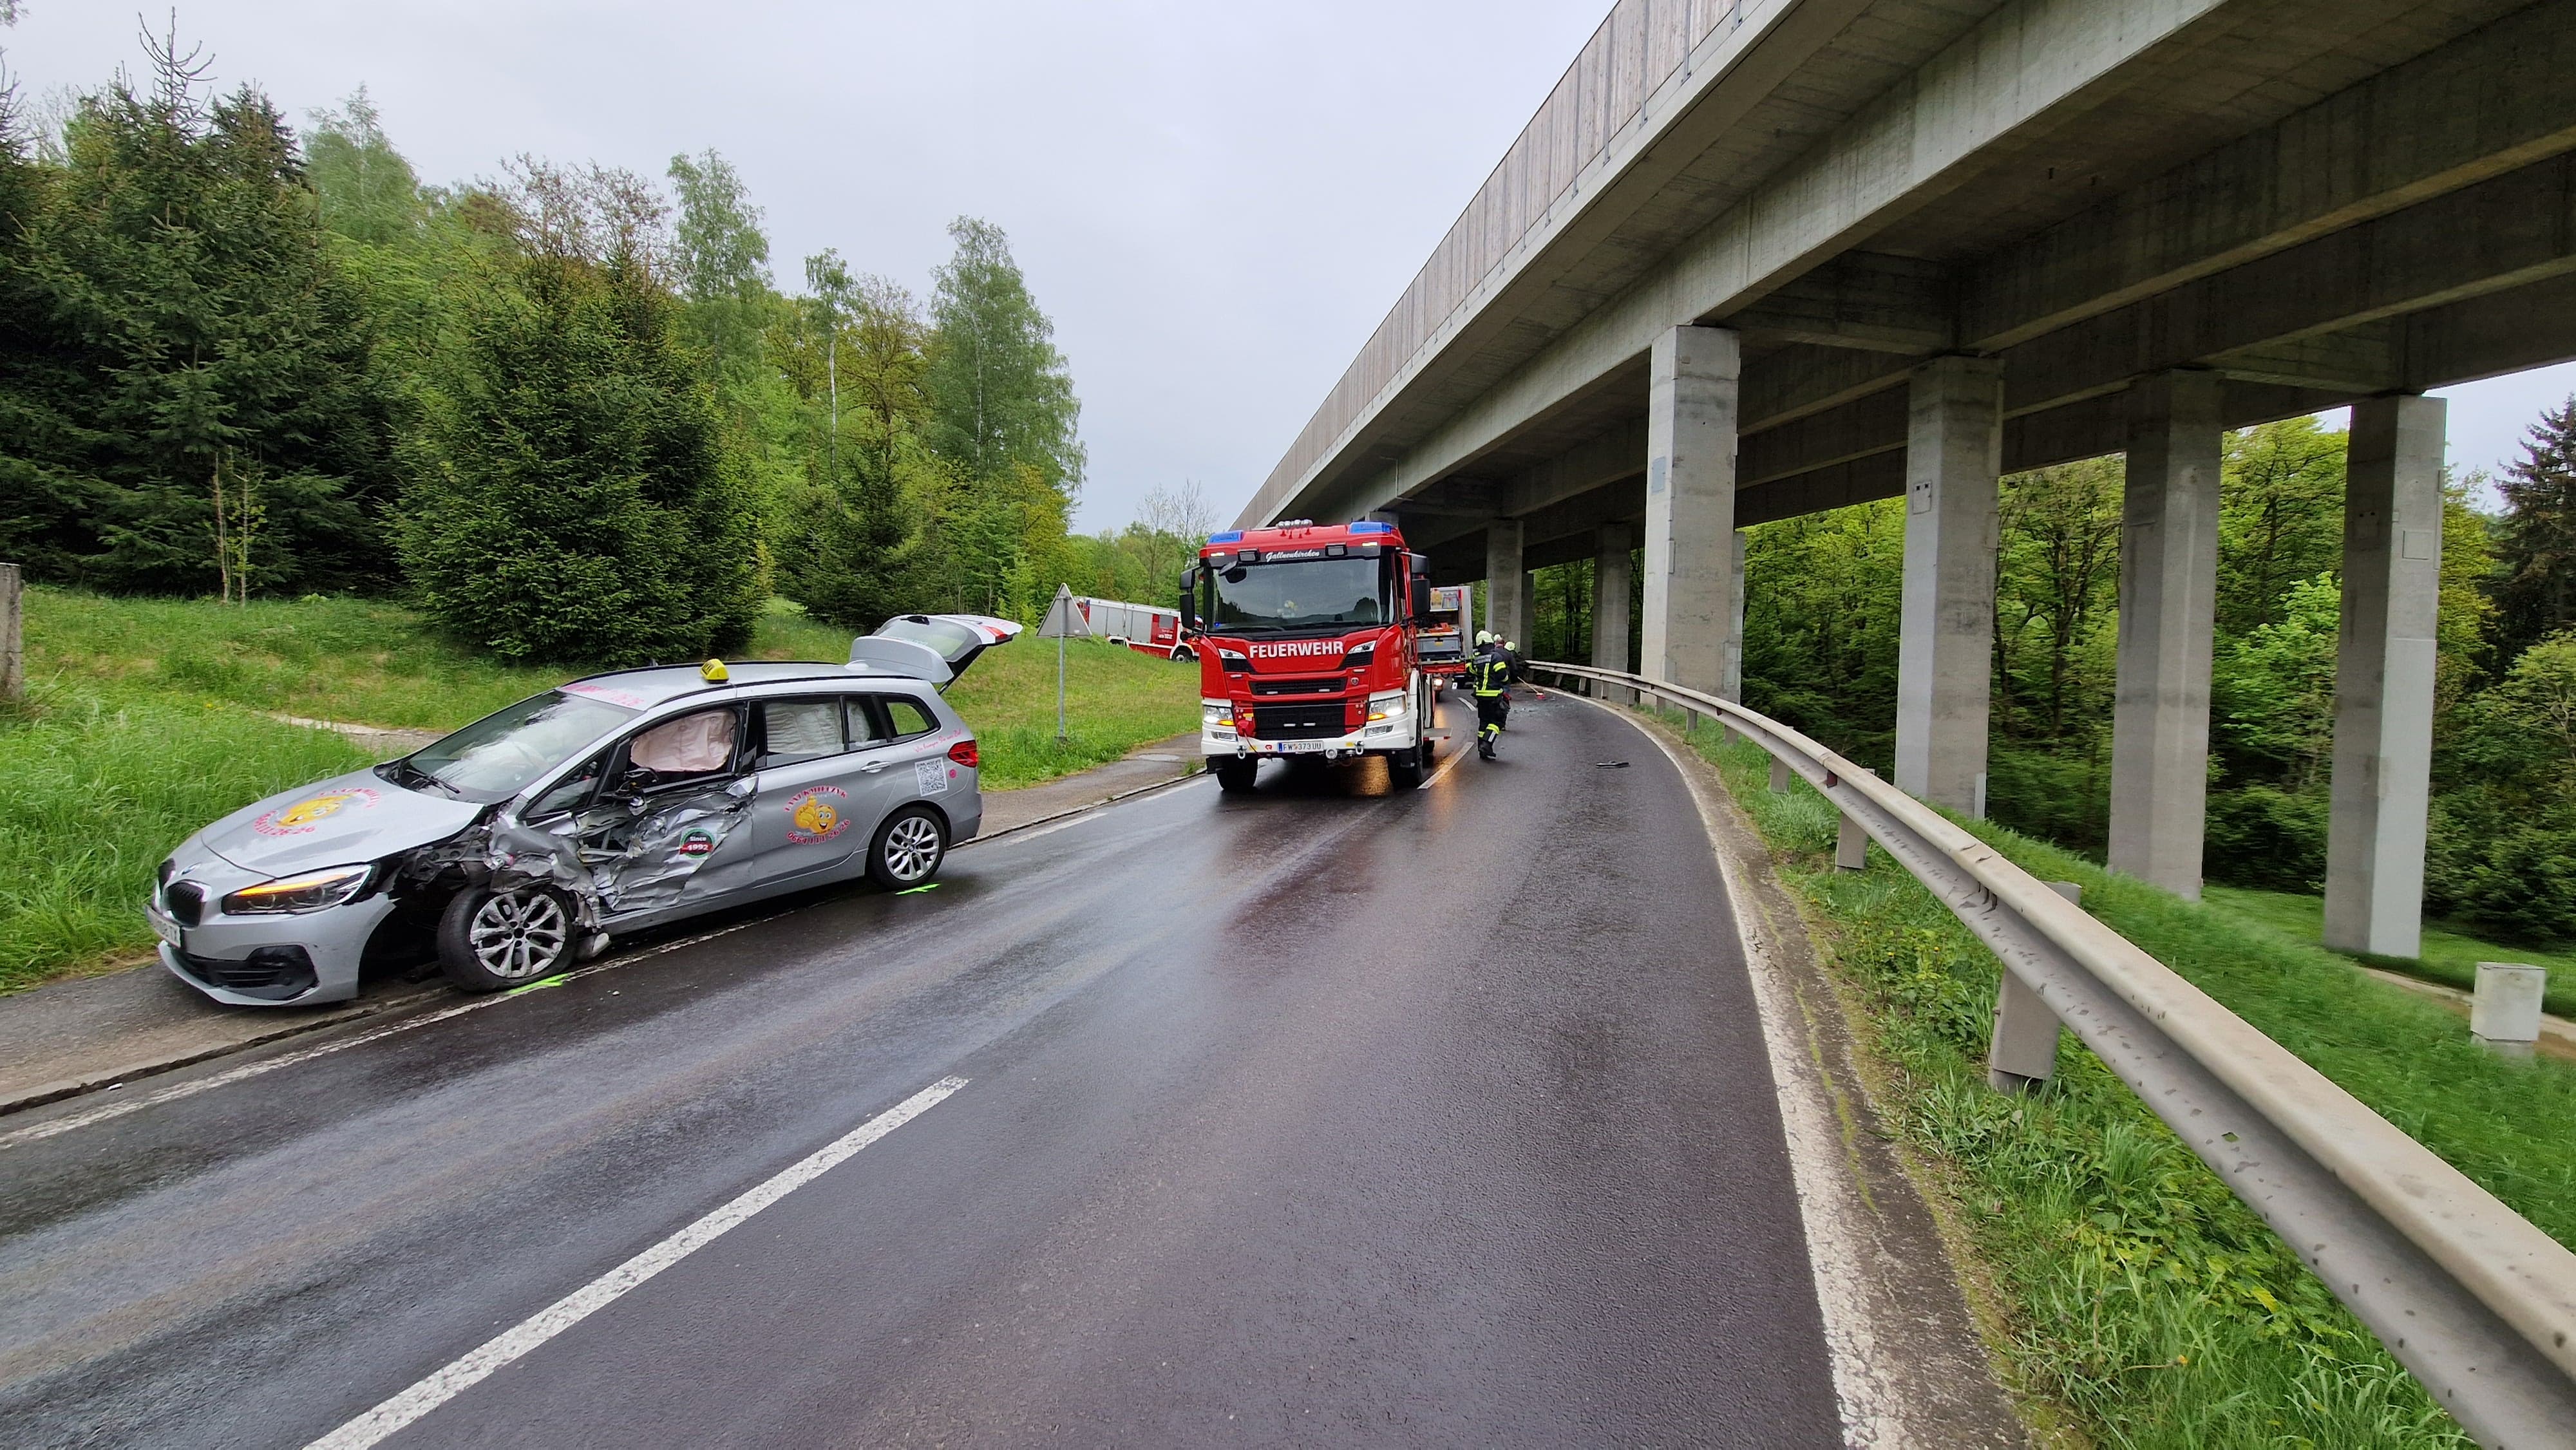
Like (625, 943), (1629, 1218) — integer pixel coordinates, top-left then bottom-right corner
(8, 2), (2571, 529)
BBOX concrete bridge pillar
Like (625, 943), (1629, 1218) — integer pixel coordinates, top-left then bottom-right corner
(1724, 529), (1747, 702)
(1591, 522), (1633, 672)
(1641, 325), (1741, 694)
(1895, 356), (2004, 816)
(2108, 370), (2224, 898)
(1519, 570), (1539, 654)
(2325, 394), (2446, 959)
(1483, 518), (1524, 646)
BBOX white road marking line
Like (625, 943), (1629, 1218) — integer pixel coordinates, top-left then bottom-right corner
(1417, 732), (1473, 791)
(0, 919), (764, 1152)
(304, 1075), (967, 1450)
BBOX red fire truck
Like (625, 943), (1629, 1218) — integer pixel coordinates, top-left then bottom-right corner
(1181, 520), (1436, 792)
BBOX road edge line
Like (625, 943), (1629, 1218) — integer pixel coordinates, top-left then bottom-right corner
(302, 1075), (969, 1450)
(959, 764), (1209, 847)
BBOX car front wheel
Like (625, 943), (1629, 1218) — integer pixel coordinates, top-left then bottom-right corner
(869, 805), (948, 889)
(439, 883), (578, 992)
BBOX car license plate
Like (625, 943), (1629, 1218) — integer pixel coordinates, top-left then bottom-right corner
(1288, 739), (1329, 753)
(147, 910), (182, 949)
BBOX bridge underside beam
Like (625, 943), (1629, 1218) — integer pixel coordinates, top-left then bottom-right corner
(1280, 0), (2576, 532)
(1726, 263), (2576, 520)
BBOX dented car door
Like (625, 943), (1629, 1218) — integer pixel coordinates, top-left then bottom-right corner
(574, 704), (758, 916)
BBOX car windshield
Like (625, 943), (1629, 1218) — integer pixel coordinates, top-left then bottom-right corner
(400, 691), (639, 802)
(1210, 556), (1387, 634)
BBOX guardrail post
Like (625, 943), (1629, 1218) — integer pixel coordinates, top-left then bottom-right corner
(1989, 880), (2078, 1093)
(1835, 771), (1873, 871)
(1768, 756), (1790, 793)
(2472, 962), (2546, 1058)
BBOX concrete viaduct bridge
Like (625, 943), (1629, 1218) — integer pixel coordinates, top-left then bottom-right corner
(1237, 0), (2576, 959)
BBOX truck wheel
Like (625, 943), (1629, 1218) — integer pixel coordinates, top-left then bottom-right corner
(439, 883), (578, 992)
(1171, 647), (1195, 663)
(1387, 742), (1426, 789)
(1215, 757), (1257, 793)
(869, 805), (948, 889)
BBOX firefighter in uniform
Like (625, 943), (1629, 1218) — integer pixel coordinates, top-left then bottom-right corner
(1466, 632), (1514, 760)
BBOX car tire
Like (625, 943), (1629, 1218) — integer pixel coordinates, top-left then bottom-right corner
(868, 804), (948, 889)
(1387, 742), (1426, 789)
(1171, 647), (1195, 663)
(1214, 757), (1257, 793)
(439, 883), (579, 992)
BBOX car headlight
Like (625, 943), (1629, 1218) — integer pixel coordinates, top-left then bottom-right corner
(1365, 691), (1406, 722)
(1202, 701), (1235, 728)
(221, 865), (373, 916)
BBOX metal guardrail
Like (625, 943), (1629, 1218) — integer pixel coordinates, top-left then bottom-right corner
(1529, 660), (2576, 1449)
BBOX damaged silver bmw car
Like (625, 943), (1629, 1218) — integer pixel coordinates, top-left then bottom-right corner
(145, 614), (1022, 1006)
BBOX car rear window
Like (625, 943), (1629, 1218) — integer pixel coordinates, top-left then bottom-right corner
(883, 697), (936, 738)
(876, 616), (980, 661)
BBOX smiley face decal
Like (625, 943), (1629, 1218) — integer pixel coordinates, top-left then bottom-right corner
(786, 786), (851, 844)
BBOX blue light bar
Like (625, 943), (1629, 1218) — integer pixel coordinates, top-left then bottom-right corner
(1208, 530), (1244, 545)
(1347, 520), (1394, 535)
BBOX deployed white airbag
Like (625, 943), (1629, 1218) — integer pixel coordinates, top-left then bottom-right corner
(630, 708), (735, 772)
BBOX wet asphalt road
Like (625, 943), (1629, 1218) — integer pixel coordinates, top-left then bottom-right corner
(0, 691), (1840, 1449)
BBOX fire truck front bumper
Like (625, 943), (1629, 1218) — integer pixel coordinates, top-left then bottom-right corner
(1202, 694), (1419, 758)
(1202, 726), (1418, 758)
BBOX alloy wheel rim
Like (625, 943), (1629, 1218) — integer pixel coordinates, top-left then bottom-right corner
(468, 890), (567, 980)
(884, 816), (940, 881)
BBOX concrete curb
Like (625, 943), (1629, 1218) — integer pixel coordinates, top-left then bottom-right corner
(958, 763), (1207, 847)
(0, 983), (445, 1119)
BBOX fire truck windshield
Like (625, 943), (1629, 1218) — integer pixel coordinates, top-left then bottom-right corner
(1209, 556), (1387, 634)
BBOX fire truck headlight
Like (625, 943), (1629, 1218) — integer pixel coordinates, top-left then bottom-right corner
(1365, 690), (1406, 722)
(1202, 701), (1235, 728)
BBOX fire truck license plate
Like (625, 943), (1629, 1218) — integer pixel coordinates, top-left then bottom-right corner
(1287, 739), (1329, 753)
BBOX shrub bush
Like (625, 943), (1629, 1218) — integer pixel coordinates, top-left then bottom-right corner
(2204, 784), (2329, 892)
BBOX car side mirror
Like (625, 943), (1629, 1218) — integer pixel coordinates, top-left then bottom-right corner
(1408, 576), (1432, 621)
(726, 777), (756, 800)
(1179, 565), (1200, 631)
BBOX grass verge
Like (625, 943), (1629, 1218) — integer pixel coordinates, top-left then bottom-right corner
(2204, 885), (2576, 1021)
(3, 589), (1200, 993)
(1656, 710), (2575, 1448)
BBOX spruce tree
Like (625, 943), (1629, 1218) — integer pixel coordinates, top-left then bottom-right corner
(2494, 395), (2576, 663)
(0, 34), (396, 595)
(398, 216), (762, 664)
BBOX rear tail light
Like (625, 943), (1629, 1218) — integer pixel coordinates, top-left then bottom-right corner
(948, 739), (980, 767)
